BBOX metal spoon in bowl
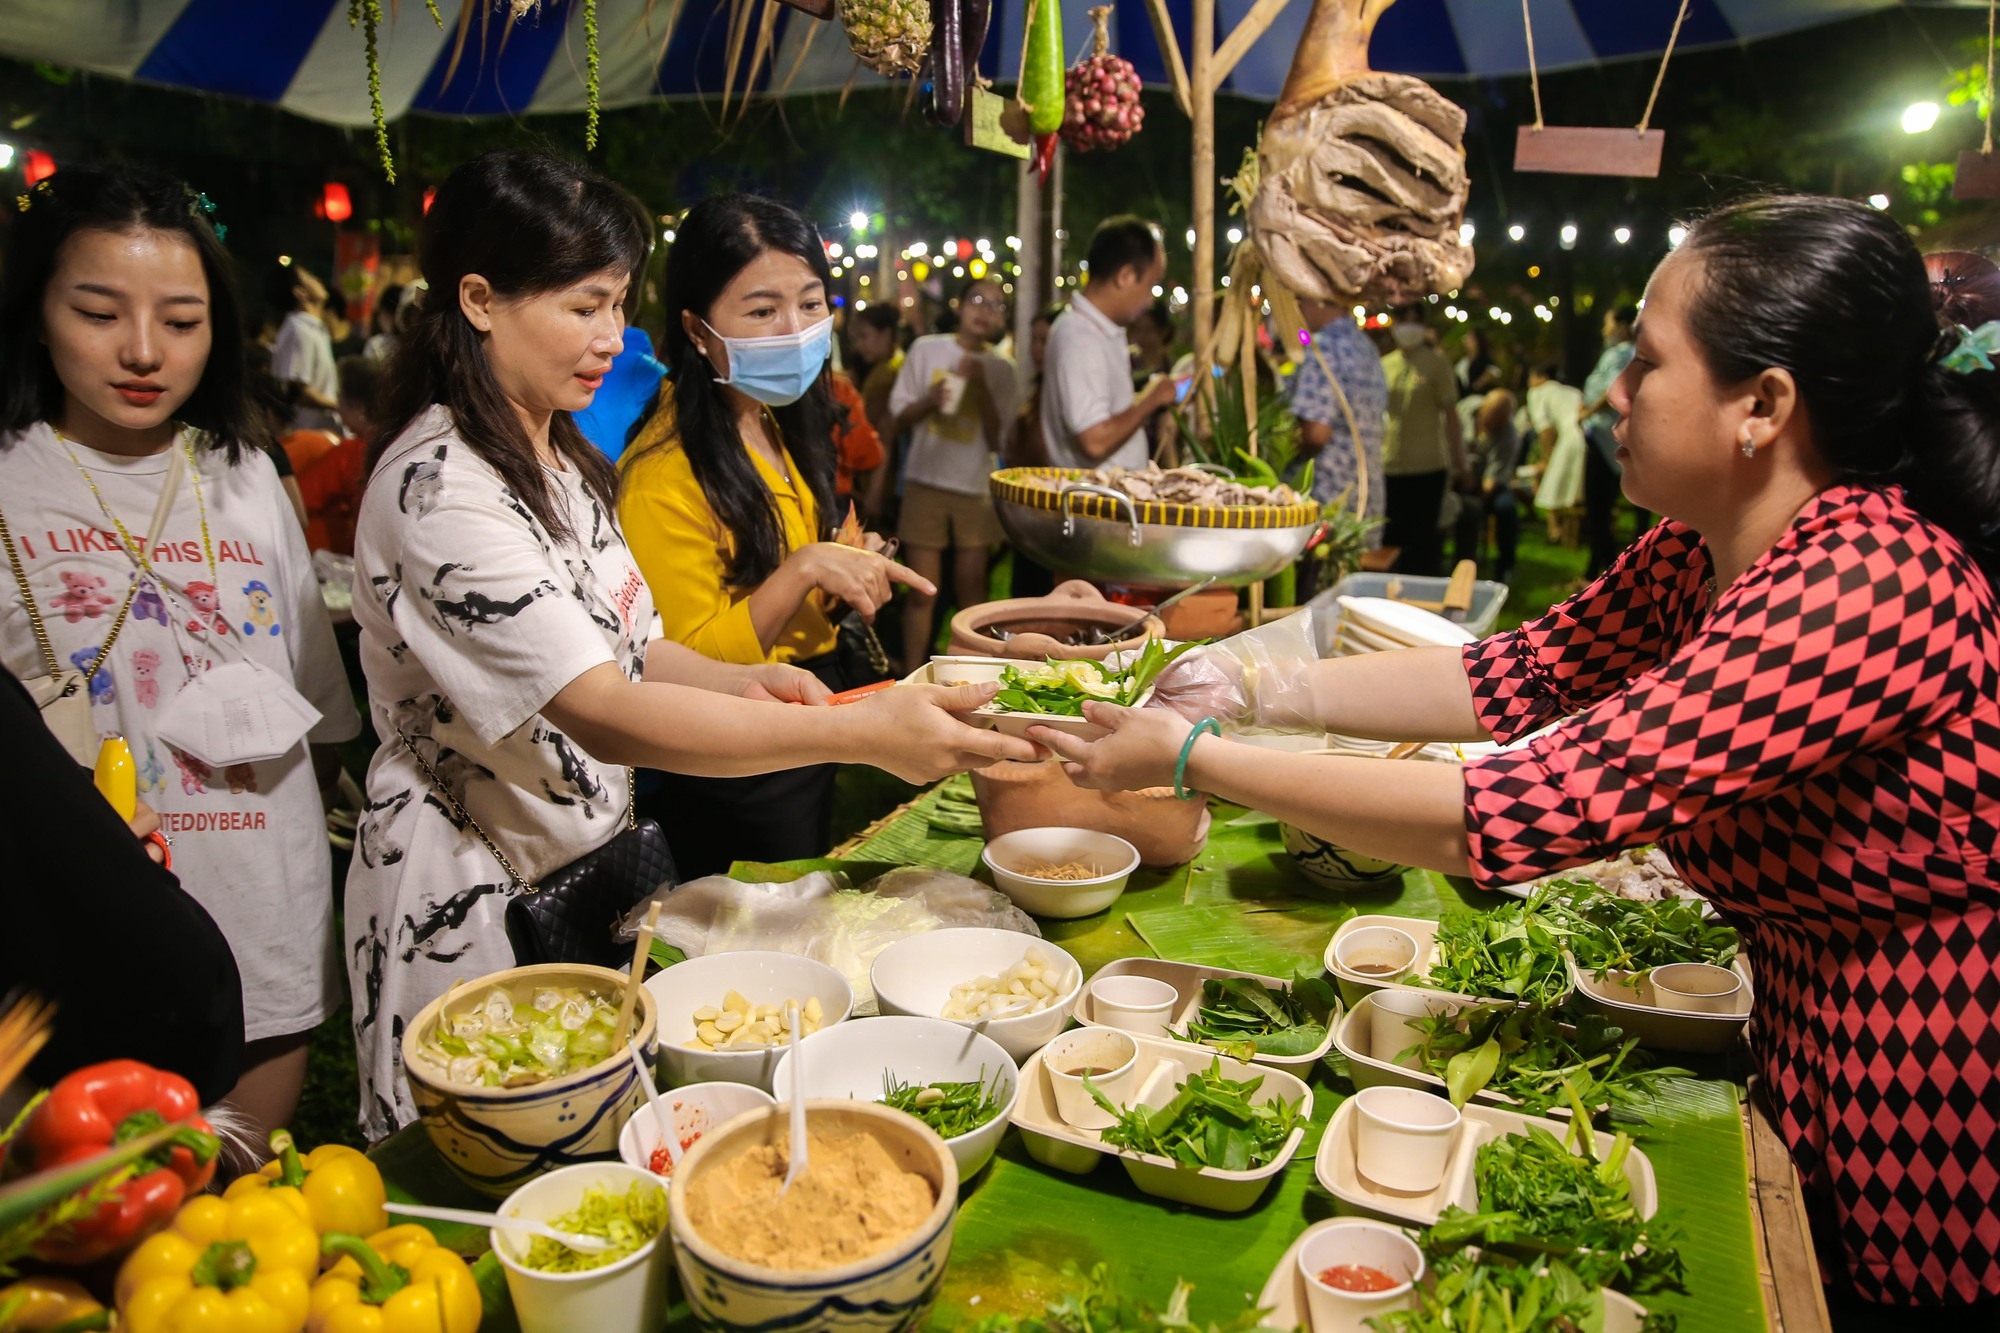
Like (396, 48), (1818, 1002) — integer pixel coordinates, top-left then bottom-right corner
(629, 1040), (683, 1172)
(384, 1201), (613, 1254)
(779, 1002), (808, 1196)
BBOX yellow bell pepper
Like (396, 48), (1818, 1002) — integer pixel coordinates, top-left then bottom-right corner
(307, 1227), (481, 1333)
(0, 1278), (109, 1333)
(116, 1191), (319, 1333)
(226, 1130), (388, 1244)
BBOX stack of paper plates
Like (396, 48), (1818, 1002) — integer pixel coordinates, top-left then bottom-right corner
(1333, 596), (1478, 653)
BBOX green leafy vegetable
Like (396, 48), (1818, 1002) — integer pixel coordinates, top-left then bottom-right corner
(992, 641), (1202, 717)
(1088, 1059), (1301, 1171)
(965, 1262), (1272, 1333)
(1538, 880), (1738, 978)
(927, 773), (985, 836)
(1426, 1123), (1687, 1295)
(1368, 1241), (1678, 1333)
(1181, 973), (1339, 1058)
(519, 1181), (666, 1273)
(1408, 1004), (1692, 1119)
(878, 1069), (1006, 1139)
(1425, 905), (1573, 1007)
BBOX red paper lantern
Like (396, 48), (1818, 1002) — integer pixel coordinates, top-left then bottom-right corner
(320, 182), (353, 224)
(22, 150), (55, 186)
(956, 239), (974, 261)
(422, 187), (436, 215)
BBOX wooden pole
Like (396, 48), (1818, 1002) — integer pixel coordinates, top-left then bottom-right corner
(1014, 155), (1042, 354)
(1191, 0), (1216, 357)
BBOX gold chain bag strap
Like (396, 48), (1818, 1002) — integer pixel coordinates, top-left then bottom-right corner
(394, 724), (675, 970)
(0, 448), (179, 764)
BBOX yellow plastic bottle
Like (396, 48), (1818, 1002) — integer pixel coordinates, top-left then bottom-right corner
(94, 734), (135, 822)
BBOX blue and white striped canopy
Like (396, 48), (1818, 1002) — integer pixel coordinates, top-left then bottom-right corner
(0, 1), (1976, 124)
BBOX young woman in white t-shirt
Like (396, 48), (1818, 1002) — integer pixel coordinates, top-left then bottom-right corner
(349, 152), (1034, 1138)
(0, 164), (360, 1138)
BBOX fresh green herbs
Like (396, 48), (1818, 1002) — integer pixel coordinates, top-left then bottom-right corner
(927, 773), (985, 837)
(1181, 974), (1339, 1059)
(1425, 906), (1573, 1007)
(966, 1262), (1271, 1333)
(1369, 1243), (1679, 1333)
(1540, 881), (1738, 978)
(1408, 1004), (1692, 1119)
(992, 640), (1200, 716)
(878, 1070), (1007, 1139)
(1429, 1124), (1687, 1295)
(1088, 1059), (1302, 1171)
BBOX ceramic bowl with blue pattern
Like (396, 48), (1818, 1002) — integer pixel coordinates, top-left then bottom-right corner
(401, 962), (658, 1200)
(1281, 821), (1406, 890)
(668, 1099), (960, 1333)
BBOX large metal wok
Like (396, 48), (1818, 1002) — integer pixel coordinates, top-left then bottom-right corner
(990, 467), (1323, 589)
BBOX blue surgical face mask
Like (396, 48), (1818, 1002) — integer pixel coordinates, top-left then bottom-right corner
(704, 317), (832, 406)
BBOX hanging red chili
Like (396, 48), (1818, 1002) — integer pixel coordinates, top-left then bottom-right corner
(17, 1060), (221, 1265)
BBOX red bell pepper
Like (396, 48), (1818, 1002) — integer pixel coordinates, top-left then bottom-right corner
(17, 1060), (220, 1265)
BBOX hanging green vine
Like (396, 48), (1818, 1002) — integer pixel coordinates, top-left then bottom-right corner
(584, 0), (600, 150)
(349, 0), (392, 181)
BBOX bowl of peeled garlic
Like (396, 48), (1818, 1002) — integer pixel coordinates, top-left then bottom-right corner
(642, 951), (853, 1092)
(869, 928), (1081, 1062)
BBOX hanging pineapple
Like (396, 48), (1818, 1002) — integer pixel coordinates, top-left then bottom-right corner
(841, 0), (932, 75)
(1248, 0), (1473, 304)
(1061, 7), (1144, 152)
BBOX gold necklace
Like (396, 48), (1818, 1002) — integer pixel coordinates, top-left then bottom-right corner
(56, 427), (219, 586)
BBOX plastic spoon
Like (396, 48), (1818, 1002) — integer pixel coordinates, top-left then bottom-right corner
(628, 1040), (682, 1172)
(384, 1201), (613, 1253)
(779, 1003), (807, 1196)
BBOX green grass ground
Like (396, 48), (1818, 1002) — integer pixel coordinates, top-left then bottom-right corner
(291, 523), (1594, 1149)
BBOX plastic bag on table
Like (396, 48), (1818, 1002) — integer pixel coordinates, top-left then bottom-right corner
(615, 866), (1039, 1015)
(1145, 605), (1323, 735)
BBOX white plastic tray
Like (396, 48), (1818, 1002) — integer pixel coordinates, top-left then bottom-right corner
(1315, 1095), (1657, 1228)
(1254, 1220), (1657, 1332)
(1334, 992), (1532, 1113)
(1076, 958), (1339, 1076)
(1568, 955), (1754, 1054)
(1011, 1034), (1312, 1212)
(1324, 914), (1574, 1010)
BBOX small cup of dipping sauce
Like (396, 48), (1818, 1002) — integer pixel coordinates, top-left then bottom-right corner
(1351, 1085), (1461, 1194)
(1650, 962), (1743, 1014)
(1296, 1220), (1424, 1333)
(1041, 1027), (1140, 1130)
(1334, 926), (1420, 981)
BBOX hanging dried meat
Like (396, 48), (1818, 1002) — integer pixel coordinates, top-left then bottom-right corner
(1249, 0), (1474, 304)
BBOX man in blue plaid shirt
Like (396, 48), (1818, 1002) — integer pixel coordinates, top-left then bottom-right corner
(1286, 296), (1388, 542)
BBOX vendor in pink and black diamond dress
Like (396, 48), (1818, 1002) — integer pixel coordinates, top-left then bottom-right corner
(1035, 197), (2000, 1326)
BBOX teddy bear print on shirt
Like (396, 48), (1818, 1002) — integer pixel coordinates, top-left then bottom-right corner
(68, 647), (114, 704)
(183, 581), (230, 636)
(131, 577), (169, 627)
(170, 747), (210, 795)
(130, 648), (162, 708)
(241, 580), (282, 636)
(51, 570), (115, 622)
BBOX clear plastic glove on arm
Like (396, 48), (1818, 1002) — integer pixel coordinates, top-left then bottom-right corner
(1145, 608), (1324, 734)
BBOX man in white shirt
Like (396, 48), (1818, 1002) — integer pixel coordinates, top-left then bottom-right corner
(267, 260), (342, 434)
(1040, 216), (1178, 470)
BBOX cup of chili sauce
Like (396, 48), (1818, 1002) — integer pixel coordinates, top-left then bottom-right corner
(1296, 1220), (1423, 1332)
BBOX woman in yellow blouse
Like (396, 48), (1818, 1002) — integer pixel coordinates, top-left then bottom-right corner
(620, 193), (931, 875)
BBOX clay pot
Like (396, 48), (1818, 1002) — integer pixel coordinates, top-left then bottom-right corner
(970, 759), (1210, 867)
(949, 580), (1163, 661)
(1159, 588), (1243, 641)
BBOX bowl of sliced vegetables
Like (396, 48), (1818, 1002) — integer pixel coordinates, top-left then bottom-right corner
(642, 951), (854, 1093)
(973, 640), (1198, 742)
(871, 929), (1082, 1062)
(402, 964), (658, 1199)
(771, 1015), (1020, 1179)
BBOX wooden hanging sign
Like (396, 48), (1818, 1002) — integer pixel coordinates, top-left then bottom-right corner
(1515, 126), (1665, 177)
(966, 86), (1031, 159)
(1956, 148), (2000, 200)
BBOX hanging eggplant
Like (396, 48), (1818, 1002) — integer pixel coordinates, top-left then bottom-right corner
(960, 0), (991, 88)
(928, 0), (965, 126)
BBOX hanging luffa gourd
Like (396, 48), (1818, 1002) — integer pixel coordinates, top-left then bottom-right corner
(1249, 0), (1473, 304)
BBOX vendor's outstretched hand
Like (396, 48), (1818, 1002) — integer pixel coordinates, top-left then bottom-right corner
(852, 681), (1041, 782)
(1029, 701), (1193, 792)
(1145, 646), (1251, 725)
